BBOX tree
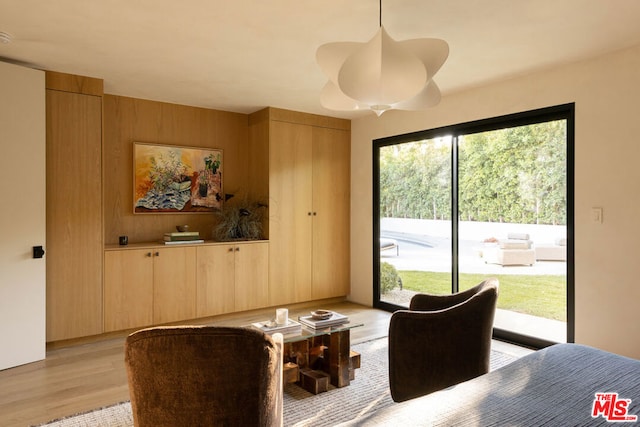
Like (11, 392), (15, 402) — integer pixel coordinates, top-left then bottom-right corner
(380, 120), (566, 225)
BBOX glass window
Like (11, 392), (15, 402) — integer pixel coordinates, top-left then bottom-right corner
(373, 104), (574, 348)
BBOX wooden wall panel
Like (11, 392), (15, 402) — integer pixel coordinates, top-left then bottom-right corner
(103, 95), (249, 245)
(45, 70), (103, 96)
(247, 111), (270, 238)
(46, 89), (103, 341)
(268, 107), (351, 131)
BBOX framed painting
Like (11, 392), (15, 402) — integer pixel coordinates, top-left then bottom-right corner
(133, 142), (223, 213)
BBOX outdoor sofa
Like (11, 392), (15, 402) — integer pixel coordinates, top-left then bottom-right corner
(535, 237), (567, 261)
(483, 232), (535, 266)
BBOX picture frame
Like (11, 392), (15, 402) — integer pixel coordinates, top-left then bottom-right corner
(133, 142), (223, 214)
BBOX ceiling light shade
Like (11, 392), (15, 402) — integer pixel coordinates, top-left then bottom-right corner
(317, 26), (448, 116)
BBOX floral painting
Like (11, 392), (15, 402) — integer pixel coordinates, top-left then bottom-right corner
(133, 142), (223, 213)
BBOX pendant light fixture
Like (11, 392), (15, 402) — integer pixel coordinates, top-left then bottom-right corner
(316, 0), (448, 116)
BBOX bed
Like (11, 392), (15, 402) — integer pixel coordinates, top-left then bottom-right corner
(338, 343), (640, 426)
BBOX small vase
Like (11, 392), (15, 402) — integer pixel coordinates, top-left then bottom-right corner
(198, 183), (208, 197)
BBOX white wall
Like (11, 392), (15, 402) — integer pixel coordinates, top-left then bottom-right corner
(349, 44), (640, 358)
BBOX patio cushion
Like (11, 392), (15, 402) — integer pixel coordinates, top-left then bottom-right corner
(507, 232), (530, 240)
(499, 240), (530, 250)
(555, 237), (567, 246)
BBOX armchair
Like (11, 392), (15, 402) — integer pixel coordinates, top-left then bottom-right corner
(125, 326), (283, 427)
(388, 278), (499, 402)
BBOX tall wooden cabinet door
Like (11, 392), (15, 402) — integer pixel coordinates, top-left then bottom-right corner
(103, 249), (154, 332)
(46, 89), (103, 341)
(235, 242), (269, 311)
(311, 127), (351, 299)
(196, 245), (235, 317)
(153, 247), (197, 324)
(268, 121), (313, 305)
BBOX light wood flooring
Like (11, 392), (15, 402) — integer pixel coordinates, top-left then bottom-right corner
(0, 300), (529, 427)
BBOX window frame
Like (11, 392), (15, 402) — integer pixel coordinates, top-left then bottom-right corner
(372, 103), (575, 349)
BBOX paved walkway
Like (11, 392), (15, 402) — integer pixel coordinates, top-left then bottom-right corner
(381, 231), (566, 276)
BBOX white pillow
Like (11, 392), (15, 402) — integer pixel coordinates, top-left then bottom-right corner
(507, 232), (530, 241)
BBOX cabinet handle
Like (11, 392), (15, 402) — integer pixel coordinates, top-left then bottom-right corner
(313, 212), (317, 216)
(154, 252), (160, 257)
(146, 252), (152, 257)
(228, 247), (234, 252)
(308, 212), (312, 216)
(235, 247), (240, 252)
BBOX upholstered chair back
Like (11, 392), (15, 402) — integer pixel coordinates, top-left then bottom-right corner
(125, 326), (283, 427)
(388, 278), (499, 402)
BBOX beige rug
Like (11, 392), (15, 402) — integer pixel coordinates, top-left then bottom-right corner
(36, 338), (516, 427)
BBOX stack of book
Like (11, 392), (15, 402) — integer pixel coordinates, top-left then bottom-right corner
(252, 319), (302, 336)
(298, 311), (349, 329)
(163, 231), (204, 245)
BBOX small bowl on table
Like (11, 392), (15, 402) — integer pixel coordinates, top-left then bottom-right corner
(310, 310), (333, 320)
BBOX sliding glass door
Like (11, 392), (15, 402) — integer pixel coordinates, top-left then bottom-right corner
(374, 105), (574, 348)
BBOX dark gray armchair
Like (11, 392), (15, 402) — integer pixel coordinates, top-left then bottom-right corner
(388, 278), (499, 402)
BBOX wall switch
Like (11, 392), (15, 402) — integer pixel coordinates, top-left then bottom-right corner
(591, 207), (603, 224)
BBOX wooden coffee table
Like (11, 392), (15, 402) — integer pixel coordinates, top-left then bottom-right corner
(281, 322), (363, 391)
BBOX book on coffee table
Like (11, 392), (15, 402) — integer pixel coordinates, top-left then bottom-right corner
(298, 311), (349, 329)
(251, 319), (302, 336)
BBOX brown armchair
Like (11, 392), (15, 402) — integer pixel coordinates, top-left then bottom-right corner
(125, 325), (283, 427)
(388, 278), (499, 402)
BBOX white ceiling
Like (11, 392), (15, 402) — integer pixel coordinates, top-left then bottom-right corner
(2, 0), (640, 119)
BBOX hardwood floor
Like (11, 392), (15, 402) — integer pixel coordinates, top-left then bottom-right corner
(0, 300), (528, 427)
(0, 300), (391, 427)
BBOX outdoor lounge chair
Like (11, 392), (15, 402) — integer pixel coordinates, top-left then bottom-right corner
(483, 233), (535, 266)
(380, 238), (399, 256)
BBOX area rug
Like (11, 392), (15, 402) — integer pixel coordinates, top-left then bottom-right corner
(37, 338), (517, 427)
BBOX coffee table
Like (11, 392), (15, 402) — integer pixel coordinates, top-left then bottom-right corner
(282, 321), (363, 389)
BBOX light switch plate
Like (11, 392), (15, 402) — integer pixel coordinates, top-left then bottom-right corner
(591, 207), (603, 223)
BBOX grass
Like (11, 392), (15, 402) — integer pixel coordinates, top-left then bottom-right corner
(394, 270), (566, 321)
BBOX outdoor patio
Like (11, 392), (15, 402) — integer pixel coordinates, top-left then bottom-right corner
(380, 219), (568, 343)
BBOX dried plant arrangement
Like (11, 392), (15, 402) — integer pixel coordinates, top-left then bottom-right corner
(213, 200), (267, 241)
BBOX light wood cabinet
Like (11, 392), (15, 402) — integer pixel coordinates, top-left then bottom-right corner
(268, 121), (313, 304)
(250, 108), (350, 306)
(153, 247), (197, 324)
(45, 73), (104, 341)
(104, 242), (267, 333)
(310, 126), (350, 300)
(103, 249), (153, 332)
(104, 246), (196, 332)
(196, 242), (269, 316)
(196, 245), (235, 317)
(233, 242), (269, 311)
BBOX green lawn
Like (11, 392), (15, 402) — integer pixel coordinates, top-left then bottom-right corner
(393, 270), (566, 321)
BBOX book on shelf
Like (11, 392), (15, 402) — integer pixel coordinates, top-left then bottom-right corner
(164, 231), (200, 242)
(251, 319), (302, 336)
(298, 311), (349, 329)
(163, 235), (202, 242)
(162, 239), (205, 245)
(164, 231), (200, 237)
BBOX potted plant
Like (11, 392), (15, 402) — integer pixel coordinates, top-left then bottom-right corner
(213, 200), (267, 241)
